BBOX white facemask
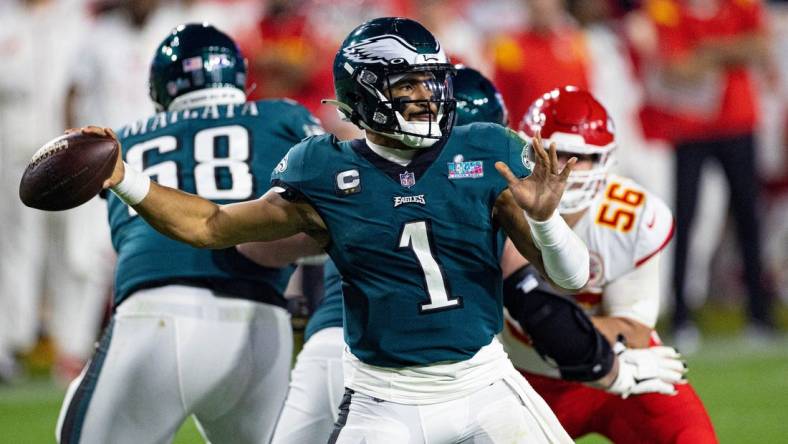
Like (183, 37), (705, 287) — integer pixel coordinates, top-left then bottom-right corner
(168, 87), (247, 112)
(392, 111), (443, 148)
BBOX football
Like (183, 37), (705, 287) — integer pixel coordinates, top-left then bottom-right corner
(19, 131), (119, 211)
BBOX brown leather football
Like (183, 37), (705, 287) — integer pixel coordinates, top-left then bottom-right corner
(19, 131), (119, 211)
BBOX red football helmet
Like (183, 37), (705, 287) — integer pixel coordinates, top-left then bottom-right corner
(520, 86), (616, 214)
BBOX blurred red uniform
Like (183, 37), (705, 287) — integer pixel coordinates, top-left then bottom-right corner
(639, 0), (765, 141)
(491, 25), (589, 125)
(636, 0), (775, 334)
(239, 5), (334, 115)
(523, 372), (716, 443)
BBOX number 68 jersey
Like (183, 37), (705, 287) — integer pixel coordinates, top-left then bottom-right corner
(107, 99), (322, 308)
(502, 175), (675, 377)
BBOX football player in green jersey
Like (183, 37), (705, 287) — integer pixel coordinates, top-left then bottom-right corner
(269, 65), (513, 444)
(56, 24), (323, 444)
(91, 17), (589, 443)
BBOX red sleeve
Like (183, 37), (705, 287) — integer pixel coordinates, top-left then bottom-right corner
(735, 0), (766, 31)
(658, 27), (690, 61)
(491, 35), (529, 127)
(643, 0), (690, 61)
(493, 68), (529, 129)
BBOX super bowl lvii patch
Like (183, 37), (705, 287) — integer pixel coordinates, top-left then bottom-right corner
(447, 160), (483, 179)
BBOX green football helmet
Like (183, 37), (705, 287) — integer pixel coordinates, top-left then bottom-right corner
(149, 23), (247, 112)
(331, 17), (456, 148)
(453, 65), (509, 126)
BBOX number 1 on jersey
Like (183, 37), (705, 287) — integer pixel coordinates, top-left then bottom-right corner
(398, 221), (462, 313)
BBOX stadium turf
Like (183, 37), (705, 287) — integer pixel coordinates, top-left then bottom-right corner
(1, 317), (786, 443)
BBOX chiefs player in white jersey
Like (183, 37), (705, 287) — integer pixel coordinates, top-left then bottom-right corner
(499, 87), (718, 443)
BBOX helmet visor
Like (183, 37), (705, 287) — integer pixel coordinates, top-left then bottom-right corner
(556, 149), (614, 214)
(387, 70), (452, 138)
(357, 64), (456, 142)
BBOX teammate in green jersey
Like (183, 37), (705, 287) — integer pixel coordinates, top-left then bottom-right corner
(57, 24), (322, 444)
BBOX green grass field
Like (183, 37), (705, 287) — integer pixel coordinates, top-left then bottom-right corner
(2, 309), (786, 443)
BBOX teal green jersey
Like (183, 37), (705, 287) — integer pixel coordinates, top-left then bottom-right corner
(107, 99), (322, 307)
(304, 259), (344, 342)
(272, 123), (531, 367)
(305, 215), (507, 344)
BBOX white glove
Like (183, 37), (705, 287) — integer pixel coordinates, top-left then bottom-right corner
(606, 340), (687, 399)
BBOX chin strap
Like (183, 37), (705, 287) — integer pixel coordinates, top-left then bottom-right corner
(359, 122), (437, 149)
(393, 111), (443, 147)
(321, 99), (355, 119)
(322, 98), (441, 149)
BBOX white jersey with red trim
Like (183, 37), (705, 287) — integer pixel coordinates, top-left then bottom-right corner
(502, 175), (674, 377)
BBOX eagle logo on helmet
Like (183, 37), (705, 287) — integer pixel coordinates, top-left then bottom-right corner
(342, 34), (447, 65)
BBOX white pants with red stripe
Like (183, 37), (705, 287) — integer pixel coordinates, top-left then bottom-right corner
(55, 285), (292, 444)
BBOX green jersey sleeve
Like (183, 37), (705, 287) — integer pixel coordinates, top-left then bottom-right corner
(258, 99), (324, 147)
(276, 99), (325, 141)
(491, 125), (532, 199)
(270, 133), (335, 200)
(465, 123), (532, 198)
(504, 127), (533, 180)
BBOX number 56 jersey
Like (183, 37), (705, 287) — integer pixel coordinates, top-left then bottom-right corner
(272, 123), (531, 368)
(503, 175), (675, 377)
(107, 99), (322, 308)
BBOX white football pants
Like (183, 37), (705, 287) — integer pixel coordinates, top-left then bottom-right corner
(55, 285), (292, 444)
(328, 370), (571, 444)
(271, 326), (345, 444)
(272, 326), (570, 444)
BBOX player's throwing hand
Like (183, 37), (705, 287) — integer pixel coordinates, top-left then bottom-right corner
(76, 126), (124, 189)
(495, 130), (577, 221)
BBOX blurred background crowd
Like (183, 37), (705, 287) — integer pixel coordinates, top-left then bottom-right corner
(0, 0), (786, 388)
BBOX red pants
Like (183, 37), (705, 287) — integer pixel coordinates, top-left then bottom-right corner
(522, 371), (718, 443)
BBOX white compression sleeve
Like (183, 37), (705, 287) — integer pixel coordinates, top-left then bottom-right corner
(110, 162), (150, 206)
(526, 210), (590, 290)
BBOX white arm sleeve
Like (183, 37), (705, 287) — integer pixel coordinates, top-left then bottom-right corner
(602, 251), (662, 328)
(527, 211), (590, 290)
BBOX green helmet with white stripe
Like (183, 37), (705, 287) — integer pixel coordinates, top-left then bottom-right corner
(330, 17), (456, 149)
(149, 23), (247, 112)
(453, 65), (509, 127)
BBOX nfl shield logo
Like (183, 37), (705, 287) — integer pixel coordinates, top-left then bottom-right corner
(399, 171), (416, 188)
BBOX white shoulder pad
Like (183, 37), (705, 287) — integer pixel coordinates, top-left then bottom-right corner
(632, 181), (674, 267)
(590, 176), (670, 327)
(602, 252), (661, 327)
